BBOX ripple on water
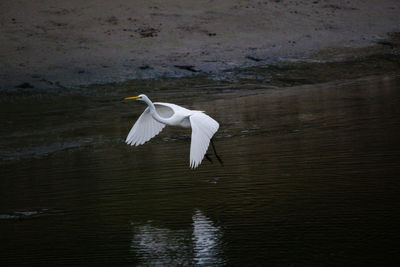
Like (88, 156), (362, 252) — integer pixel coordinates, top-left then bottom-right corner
(0, 209), (49, 220)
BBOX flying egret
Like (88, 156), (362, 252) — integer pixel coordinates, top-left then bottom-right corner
(124, 94), (223, 169)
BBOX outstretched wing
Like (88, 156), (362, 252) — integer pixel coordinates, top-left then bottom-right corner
(189, 112), (219, 169)
(126, 107), (166, 146)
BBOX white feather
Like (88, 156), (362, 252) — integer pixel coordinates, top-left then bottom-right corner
(125, 107), (165, 146)
(189, 112), (219, 169)
(125, 94), (220, 169)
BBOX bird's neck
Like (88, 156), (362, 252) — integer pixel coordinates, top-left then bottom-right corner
(144, 98), (168, 124)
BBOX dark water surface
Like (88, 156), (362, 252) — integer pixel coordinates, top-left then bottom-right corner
(1, 75), (400, 266)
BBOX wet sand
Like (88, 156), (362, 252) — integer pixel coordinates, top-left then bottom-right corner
(1, 0), (400, 89)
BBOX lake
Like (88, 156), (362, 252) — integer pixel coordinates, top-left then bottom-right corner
(1, 74), (399, 266)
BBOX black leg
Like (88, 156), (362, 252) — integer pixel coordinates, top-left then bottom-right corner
(205, 153), (213, 163)
(210, 138), (224, 166)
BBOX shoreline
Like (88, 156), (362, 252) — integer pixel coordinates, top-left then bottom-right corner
(1, 0), (400, 90)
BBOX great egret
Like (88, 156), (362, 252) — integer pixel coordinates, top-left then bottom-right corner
(124, 94), (222, 169)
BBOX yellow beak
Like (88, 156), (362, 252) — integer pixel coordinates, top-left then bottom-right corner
(124, 96), (141, 100)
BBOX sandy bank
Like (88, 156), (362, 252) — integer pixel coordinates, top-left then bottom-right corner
(1, 0), (399, 89)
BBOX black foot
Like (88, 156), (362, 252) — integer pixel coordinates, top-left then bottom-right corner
(210, 138), (223, 167)
(215, 153), (224, 166)
(205, 153), (213, 163)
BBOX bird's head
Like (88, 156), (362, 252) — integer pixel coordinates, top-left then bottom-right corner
(124, 94), (147, 101)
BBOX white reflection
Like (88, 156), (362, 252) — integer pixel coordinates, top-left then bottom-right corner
(131, 224), (191, 266)
(131, 209), (224, 266)
(192, 209), (223, 265)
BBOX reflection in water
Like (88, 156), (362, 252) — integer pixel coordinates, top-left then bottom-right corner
(192, 209), (224, 265)
(131, 225), (190, 266)
(131, 209), (224, 266)
(1, 75), (399, 266)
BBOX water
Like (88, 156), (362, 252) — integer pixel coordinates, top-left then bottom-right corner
(1, 74), (400, 266)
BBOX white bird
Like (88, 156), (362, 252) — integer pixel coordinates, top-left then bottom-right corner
(124, 94), (222, 169)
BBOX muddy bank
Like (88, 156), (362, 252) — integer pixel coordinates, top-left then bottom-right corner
(2, 40), (399, 103)
(1, 0), (400, 89)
